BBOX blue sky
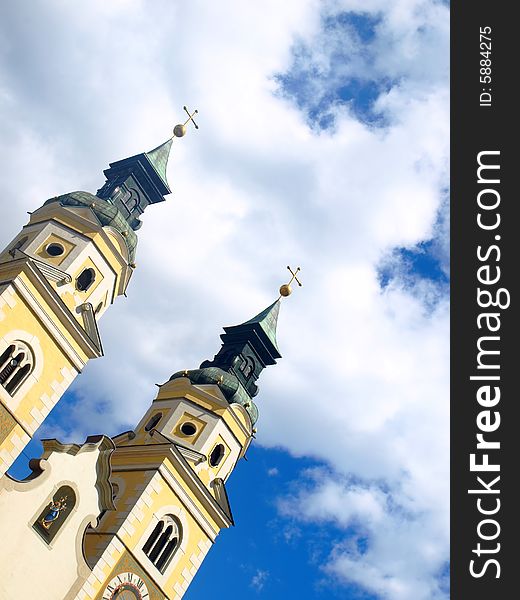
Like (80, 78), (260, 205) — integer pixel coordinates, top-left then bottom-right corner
(2, 1), (449, 599)
(12, 440), (382, 600)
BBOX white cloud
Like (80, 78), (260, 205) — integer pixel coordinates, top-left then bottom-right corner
(0, 1), (448, 599)
(279, 468), (448, 599)
(250, 569), (269, 592)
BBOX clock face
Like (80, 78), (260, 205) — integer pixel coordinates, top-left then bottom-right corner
(102, 572), (149, 600)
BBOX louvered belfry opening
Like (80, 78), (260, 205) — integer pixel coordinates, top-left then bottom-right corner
(0, 341), (34, 396)
(143, 515), (181, 573)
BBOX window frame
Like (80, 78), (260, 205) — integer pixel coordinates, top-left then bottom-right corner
(142, 515), (182, 574)
(32, 485), (77, 546)
(76, 267), (96, 292)
(0, 340), (35, 396)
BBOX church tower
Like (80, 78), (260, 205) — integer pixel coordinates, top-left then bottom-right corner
(0, 130), (180, 476)
(77, 295), (288, 600)
(0, 94), (303, 597)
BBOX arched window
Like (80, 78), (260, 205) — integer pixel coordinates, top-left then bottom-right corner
(123, 188), (140, 213)
(33, 485), (76, 544)
(144, 412), (163, 432)
(143, 516), (181, 573)
(0, 341), (34, 396)
(209, 443), (225, 467)
(76, 268), (95, 292)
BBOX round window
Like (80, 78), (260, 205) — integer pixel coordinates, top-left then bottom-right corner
(46, 243), (65, 257)
(180, 422), (197, 436)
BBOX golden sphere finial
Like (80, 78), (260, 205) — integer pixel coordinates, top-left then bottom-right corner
(173, 124), (186, 138)
(278, 266), (302, 300)
(279, 283), (292, 297)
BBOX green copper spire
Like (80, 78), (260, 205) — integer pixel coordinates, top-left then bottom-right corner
(96, 138), (173, 231)
(168, 300), (282, 425)
(95, 107), (199, 231)
(169, 267), (301, 425)
(241, 300), (281, 357)
(169, 298), (284, 425)
(145, 138), (174, 190)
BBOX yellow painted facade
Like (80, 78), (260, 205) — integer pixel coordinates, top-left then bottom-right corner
(78, 378), (252, 600)
(81, 467), (216, 600)
(0, 196), (132, 476)
(0, 135), (277, 599)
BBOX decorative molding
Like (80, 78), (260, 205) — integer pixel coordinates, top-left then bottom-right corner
(41, 436), (116, 511)
(159, 455), (231, 535)
(22, 251), (72, 284)
(152, 394), (245, 455)
(79, 303), (103, 354)
(110, 442), (232, 531)
(109, 447), (228, 538)
(28, 199), (132, 299)
(175, 444), (206, 465)
(149, 430), (206, 465)
(1, 257), (102, 367)
(156, 378), (253, 441)
(211, 478), (233, 524)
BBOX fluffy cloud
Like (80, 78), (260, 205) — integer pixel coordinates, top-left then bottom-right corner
(0, 1), (448, 598)
(250, 569), (270, 593)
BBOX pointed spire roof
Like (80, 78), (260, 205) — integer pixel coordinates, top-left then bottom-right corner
(241, 299), (281, 356)
(169, 298), (287, 425)
(95, 135), (175, 230)
(220, 299), (282, 365)
(145, 138), (173, 190)
(169, 268), (300, 426)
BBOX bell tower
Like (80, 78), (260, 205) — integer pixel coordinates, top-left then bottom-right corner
(79, 292), (290, 600)
(0, 130), (181, 476)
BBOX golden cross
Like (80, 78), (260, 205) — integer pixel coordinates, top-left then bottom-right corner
(279, 266), (302, 298)
(173, 105), (199, 137)
(286, 266), (302, 287)
(183, 105), (199, 129)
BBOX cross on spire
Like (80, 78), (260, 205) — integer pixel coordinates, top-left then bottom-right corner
(287, 266), (302, 287)
(183, 105), (199, 129)
(279, 265), (302, 299)
(173, 105), (199, 138)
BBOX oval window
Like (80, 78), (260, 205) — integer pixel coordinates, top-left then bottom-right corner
(145, 412), (163, 432)
(180, 422), (197, 436)
(46, 243), (65, 257)
(76, 268), (95, 291)
(209, 444), (225, 467)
